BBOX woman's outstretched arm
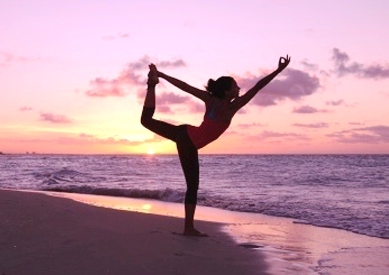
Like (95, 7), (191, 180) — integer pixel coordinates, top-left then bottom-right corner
(154, 66), (209, 102)
(234, 55), (291, 110)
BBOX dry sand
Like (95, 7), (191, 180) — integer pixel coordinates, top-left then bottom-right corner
(0, 189), (268, 275)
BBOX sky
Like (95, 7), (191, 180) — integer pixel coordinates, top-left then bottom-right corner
(1, 0), (389, 155)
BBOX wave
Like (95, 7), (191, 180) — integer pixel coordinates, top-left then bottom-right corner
(43, 185), (185, 203)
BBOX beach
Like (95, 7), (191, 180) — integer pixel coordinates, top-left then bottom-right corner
(0, 189), (266, 275)
(1, 189), (388, 275)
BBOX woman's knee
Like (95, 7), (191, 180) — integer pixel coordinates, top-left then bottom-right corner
(141, 107), (154, 127)
(140, 116), (150, 127)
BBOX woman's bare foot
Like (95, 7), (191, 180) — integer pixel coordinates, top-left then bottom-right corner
(183, 227), (208, 237)
(148, 64), (159, 85)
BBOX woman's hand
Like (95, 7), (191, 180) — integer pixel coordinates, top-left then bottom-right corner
(277, 55), (291, 72)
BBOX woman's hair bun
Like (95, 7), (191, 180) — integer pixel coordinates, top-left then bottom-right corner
(206, 76), (234, 99)
(206, 79), (217, 94)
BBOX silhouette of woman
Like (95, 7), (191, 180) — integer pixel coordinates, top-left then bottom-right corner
(141, 56), (290, 236)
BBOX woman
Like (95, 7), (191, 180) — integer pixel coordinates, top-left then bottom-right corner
(141, 56), (290, 236)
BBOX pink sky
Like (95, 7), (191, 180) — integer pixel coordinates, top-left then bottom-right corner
(1, 0), (389, 154)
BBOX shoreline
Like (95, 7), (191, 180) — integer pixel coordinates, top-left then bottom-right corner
(50, 190), (389, 275)
(1, 189), (389, 274)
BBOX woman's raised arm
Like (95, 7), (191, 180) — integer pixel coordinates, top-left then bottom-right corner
(153, 64), (209, 102)
(233, 55), (291, 110)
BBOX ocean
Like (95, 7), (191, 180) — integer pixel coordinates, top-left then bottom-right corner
(1, 154), (388, 240)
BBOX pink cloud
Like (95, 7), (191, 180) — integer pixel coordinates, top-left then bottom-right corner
(188, 101), (204, 113)
(157, 59), (186, 68)
(257, 130), (310, 141)
(293, 122), (329, 128)
(326, 100), (344, 106)
(236, 69), (320, 107)
(0, 52), (46, 67)
(120, 33), (130, 39)
(358, 126), (389, 141)
(332, 48), (389, 79)
(158, 92), (189, 105)
(300, 60), (319, 71)
(85, 56), (186, 97)
(137, 87), (203, 115)
(327, 125), (389, 144)
(76, 132), (163, 146)
(79, 133), (94, 138)
(0, 52), (27, 65)
(40, 113), (73, 124)
(102, 33), (130, 41)
(20, 106), (33, 111)
(85, 77), (129, 97)
(13, 133), (159, 148)
(126, 56), (186, 71)
(157, 105), (173, 113)
(171, 101), (204, 115)
(238, 122), (266, 129)
(293, 105), (329, 114)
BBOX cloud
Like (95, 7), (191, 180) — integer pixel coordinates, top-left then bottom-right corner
(326, 100), (344, 106)
(327, 125), (389, 144)
(158, 92), (189, 105)
(157, 59), (186, 68)
(17, 133), (162, 148)
(0, 52), (28, 65)
(236, 68), (320, 107)
(0, 51), (47, 67)
(126, 56), (186, 71)
(188, 101), (205, 113)
(349, 122), (364, 126)
(102, 33), (130, 41)
(357, 126), (389, 142)
(136, 82), (204, 114)
(20, 106), (33, 111)
(293, 105), (329, 114)
(40, 113), (73, 124)
(85, 77), (129, 97)
(293, 122), (329, 128)
(238, 122), (266, 129)
(85, 56), (186, 97)
(258, 130), (310, 141)
(332, 48), (389, 79)
(301, 60), (319, 71)
(155, 93), (204, 115)
(75, 132), (164, 146)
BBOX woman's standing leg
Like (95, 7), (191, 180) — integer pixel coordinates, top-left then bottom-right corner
(176, 127), (207, 237)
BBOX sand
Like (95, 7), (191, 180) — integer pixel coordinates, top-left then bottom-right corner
(0, 190), (267, 275)
(1, 189), (388, 275)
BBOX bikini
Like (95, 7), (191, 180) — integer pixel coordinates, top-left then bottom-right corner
(186, 103), (231, 149)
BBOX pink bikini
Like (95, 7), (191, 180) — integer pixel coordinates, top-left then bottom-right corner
(187, 118), (230, 149)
